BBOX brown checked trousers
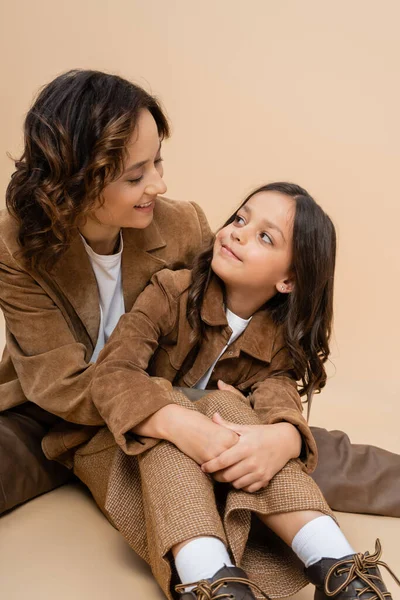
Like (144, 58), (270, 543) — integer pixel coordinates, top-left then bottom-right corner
(74, 388), (335, 600)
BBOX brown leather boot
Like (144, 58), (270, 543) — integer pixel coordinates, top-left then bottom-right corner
(174, 565), (270, 599)
(305, 539), (399, 600)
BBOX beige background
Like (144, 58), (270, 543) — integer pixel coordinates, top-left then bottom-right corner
(0, 2), (399, 597)
(1, 5), (399, 429)
(1, 1), (399, 447)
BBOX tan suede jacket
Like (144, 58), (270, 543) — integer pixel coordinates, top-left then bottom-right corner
(0, 197), (212, 462)
(92, 269), (317, 472)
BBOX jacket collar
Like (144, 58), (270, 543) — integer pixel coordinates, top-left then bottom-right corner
(125, 217), (167, 252)
(121, 221), (167, 315)
(200, 275), (227, 326)
(201, 274), (277, 363)
(49, 220), (167, 348)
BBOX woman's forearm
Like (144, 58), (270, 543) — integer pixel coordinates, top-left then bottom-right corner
(133, 401), (240, 466)
(132, 403), (189, 441)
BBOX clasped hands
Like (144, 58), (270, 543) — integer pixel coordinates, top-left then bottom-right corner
(167, 380), (302, 494)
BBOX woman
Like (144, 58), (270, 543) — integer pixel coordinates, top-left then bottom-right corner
(0, 69), (212, 466)
(0, 69), (399, 594)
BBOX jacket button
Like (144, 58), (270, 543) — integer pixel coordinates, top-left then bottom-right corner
(228, 350), (233, 355)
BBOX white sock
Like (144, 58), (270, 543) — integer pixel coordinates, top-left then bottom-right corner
(175, 536), (234, 590)
(292, 516), (355, 568)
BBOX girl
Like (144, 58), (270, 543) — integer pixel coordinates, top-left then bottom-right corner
(91, 182), (399, 599)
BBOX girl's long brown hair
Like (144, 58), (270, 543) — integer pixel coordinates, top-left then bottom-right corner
(187, 182), (336, 406)
(6, 69), (170, 271)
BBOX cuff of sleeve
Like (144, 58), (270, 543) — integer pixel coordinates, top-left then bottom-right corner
(257, 408), (318, 473)
(123, 432), (161, 455)
(110, 378), (175, 455)
(119, 385), (203, 455)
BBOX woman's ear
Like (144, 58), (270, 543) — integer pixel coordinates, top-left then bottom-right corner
(276, 278), (294, 294)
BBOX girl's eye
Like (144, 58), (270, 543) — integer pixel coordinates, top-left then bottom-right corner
(260, 232), (273, 244)
(234, 214), (245, 225)
(155, 157), (163, 165)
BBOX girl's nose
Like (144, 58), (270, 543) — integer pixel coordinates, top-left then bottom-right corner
(231, 229), (243, 243)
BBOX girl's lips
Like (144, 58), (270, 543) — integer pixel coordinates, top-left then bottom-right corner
(221, 243), (241, 261)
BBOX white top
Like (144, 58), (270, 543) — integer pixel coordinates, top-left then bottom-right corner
(81, 233), (125, 363)
(195, 308), (252, 389)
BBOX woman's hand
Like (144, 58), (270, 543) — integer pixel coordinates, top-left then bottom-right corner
(201, 413), (302, 493)
(159, 404), (240, 465)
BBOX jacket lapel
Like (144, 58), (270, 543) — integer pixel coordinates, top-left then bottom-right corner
(201, 275), (277, 363)
(238, 311), (276, 363)
(49, 219), (168, 348)
(50, 235), (101, 347)
(200, 275), (228, 326)
(121, 220), (167, 312)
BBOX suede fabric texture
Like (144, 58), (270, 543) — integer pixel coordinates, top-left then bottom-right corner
(1, 196), (400, 519)
(92, 268), (317, 472)
(0, 197), (212, 466)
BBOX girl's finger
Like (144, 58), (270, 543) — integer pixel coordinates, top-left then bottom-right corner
(231, 472), (260, 490)
(243, 481), (267, 493)
(211, 459), (252, 484)
(212, 412), (244, 435)
(217, 380), (244, 398)
(201, 442), (246, 473)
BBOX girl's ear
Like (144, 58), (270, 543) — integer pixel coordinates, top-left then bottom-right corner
(276, 278), (294, 294)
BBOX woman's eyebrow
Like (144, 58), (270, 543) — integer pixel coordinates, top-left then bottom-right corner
(242, 204), (285, 241)
(123, 159), (148, 174)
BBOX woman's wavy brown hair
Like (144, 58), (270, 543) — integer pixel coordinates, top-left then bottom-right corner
(6, 69), (170, 271)
(187, 182), (336, 406)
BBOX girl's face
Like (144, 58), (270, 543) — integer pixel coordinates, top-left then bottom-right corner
(85, 108), (167, 232)
(211, 191), (295, 304)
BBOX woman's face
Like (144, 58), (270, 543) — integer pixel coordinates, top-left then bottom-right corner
(211, 191), (295, 303)
(87, 108), (167, 232)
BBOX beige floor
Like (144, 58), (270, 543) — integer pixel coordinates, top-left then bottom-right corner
(0, 482), (399, 600)
(0, 319), (399, 600)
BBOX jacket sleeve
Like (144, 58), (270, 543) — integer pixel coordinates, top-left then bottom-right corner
(0, 200), (209, 430)
(0, 248), (103, 425)
(248, 340), (317, 473)
(91, 271), (182, 453)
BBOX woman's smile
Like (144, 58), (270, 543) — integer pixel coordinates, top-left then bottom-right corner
(133, 199), (155, 212)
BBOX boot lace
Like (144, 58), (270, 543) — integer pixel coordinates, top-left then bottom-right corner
(175, 574), (271, 599)
(324, 539), (400, 600)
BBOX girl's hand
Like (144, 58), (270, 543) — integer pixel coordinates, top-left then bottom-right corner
(217, 379), (245, 399)
(162, 405), (240, 465)
(201, 413), (302, 493)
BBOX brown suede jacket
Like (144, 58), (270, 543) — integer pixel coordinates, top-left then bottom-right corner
(0, 197), (212, 463)
(92, 269), (317, 471)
